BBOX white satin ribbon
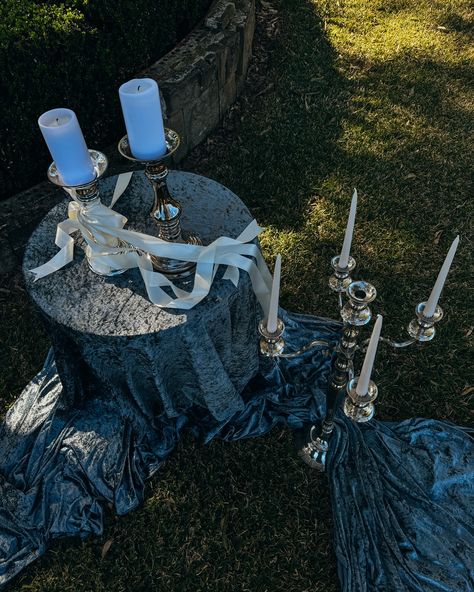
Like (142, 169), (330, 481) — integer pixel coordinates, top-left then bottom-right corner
(30, 173), (272, 312)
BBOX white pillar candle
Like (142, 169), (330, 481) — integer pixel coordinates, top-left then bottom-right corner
(119, 78), (167, 160)
(339, 189), (358, 269)
(356, 314), (383, 397)
(423, 236), (460, 318)
(38, 108), (95, 186)
(267, 254), (281, 334)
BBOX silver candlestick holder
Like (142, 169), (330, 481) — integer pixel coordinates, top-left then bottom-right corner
(258, 319), (286, 357)
(258, 319), (336, 360)
(118, 128), (202, 278)
(329, 256), (356, 300)
(407, 302), (444, 342)
(47, 150), (129, 276)
(343, 376), (378, 423)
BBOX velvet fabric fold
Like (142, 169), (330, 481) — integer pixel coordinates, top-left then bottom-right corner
(328, 415), (474, 592)
(0, 312), (472, 591)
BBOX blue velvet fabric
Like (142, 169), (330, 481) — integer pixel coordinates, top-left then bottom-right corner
(0, 311), (472, 591)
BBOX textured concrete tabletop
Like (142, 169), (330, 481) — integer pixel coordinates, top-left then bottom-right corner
(23, 171), (255, 337)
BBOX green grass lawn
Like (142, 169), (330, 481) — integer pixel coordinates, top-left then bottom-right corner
(1, 0), (473, 590)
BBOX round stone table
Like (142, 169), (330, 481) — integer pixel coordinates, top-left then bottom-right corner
(23, 171), (260, 423)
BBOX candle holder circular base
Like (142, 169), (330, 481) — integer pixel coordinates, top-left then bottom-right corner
(341, 281), (377, 326)
(258, 319), (285, 357)
(48, 149), (128, 277)
(328, 256), (356, 293)
(296, 424), (331, 471)
(407, 302), (443, 342)
(344, 377), (378, 423)
(118, 130), (202, 279)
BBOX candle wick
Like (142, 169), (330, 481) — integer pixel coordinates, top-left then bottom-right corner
(137, 85), (141, 92)
(56, 118), (59, 125)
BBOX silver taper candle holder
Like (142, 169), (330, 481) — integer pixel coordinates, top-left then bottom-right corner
(344, 377), (378, 423)
(118, 128), (202, 278)
(297, 279), (377, 470)
(258, 319), (286, 357)
(328, 255), (356, 293)
(407, 302), (444, 342)
(341, 280), (377, 326)
(47, 150), (128, 276)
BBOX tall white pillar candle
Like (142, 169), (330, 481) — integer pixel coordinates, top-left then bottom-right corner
(119, 78), (167, 160)
(356, 314), (383, 397)
(38, 108), (95, 186)
(339, 189), (358, 269)
(267, 254), (281, 334)
(423, 236), (460, 318)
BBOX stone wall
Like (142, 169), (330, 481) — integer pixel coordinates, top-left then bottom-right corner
(152, 0), (256, 161)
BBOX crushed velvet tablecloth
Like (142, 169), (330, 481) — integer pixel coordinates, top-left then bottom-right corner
(22, 171), (263, 424)
(0, 172), (472, 590)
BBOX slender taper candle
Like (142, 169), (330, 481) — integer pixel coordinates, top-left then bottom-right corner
(423, 236), (459, 318)
(267, 254), (281, 334)
(339, 189), (358, 269)
(119, 78), (167, 160)
(38, 108), (95, 186)
(356, 314), (383, 396)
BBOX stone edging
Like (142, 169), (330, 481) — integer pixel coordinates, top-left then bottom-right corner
(150, 0), (256, 161)
(0, 0), (256, 276)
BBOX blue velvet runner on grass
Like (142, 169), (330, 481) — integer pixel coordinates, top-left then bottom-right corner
(0, 311), (472, 590)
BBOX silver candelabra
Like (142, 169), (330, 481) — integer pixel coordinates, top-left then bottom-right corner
(259, 254), (445, 472)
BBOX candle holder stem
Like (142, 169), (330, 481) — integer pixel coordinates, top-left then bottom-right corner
(297, 280), (376, 471)
(118, 129), (202, 278)
(297, 323), (360, 470)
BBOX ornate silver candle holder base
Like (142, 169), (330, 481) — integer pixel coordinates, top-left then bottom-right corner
(407, 302), (443, 342)
(328, 256), (356, 293)
(47, 150), (128, 277)
(344, 377), (378, 423)
(118, 129), (202, 279)
(296, 424), (330, 471)
(258, 319), (285, 357)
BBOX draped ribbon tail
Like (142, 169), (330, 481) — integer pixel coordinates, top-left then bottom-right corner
(29, 219), (78, 280)
(111, 172), (134, 207)
(222, 221), (267, 290)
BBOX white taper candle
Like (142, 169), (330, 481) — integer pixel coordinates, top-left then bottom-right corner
(267, 254), (281, 333)
(356, 314), (383, 397)
(339, 188), (358, 269)
(423, 236), (459, 318)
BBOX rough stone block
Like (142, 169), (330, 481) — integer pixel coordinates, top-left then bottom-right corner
(220, 76), (237, 117)
(205, 0), (237, 30)
(236, 0), (256, 79)
(186, 80), (221, 147)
